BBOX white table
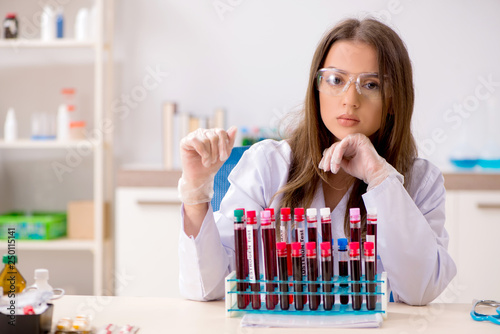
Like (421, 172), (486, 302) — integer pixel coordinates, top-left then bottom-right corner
(51, 296), (499, 333)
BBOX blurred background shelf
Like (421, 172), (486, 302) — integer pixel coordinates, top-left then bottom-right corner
(0, 139), (95, 149)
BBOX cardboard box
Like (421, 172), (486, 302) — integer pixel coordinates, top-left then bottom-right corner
(0, 303), (53, 334)
(67, 201), (109, 239)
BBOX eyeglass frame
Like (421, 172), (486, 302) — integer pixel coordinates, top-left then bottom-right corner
(315, 67), (389, 100)
(470, 299), (500, 325)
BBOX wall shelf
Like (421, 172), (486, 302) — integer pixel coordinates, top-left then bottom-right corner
(0, 39), (95, 49)
(0, 140), (96, 149)
(14, 238), (95, 251)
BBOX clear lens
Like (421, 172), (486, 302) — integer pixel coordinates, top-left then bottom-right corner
(316, 68), (383, 100)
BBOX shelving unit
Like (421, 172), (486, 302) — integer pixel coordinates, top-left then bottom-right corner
(0, 0), (114, 295)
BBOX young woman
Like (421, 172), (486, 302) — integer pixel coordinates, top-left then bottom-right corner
(177, 18), (456, 305)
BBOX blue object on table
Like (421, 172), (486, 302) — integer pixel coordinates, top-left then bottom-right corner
(211, 146), (250, 212)
(470, 300), (500, 325)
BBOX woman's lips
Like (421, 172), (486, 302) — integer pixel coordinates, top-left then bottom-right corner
(337, 115), (360, 127)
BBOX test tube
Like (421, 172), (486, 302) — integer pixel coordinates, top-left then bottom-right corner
(291, 241), (305, 310)
(364, 241), (376, 310)
(338, 238), (349, 305)
(320, 241), (334, 310)
(233, 209), (248, 309)
(294, 208), (306, 281)
(246, 211), (261, 310)
(306, 242), (320, 310)
(349, 241), (362, 310)
(276, 241), (289, 310)
(306, 208), (318, 244)
(261, 210), (277, 310)
(349, 208), (361, 244)
(266, 208), (279, 306)
(367, 207), (378, 273)
(320, 208), (332, 250)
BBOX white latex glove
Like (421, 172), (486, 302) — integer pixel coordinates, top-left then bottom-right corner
(178, 127), (238, 205)
(318, 133), (403, 191)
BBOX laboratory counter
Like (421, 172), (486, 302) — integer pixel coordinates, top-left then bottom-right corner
(50, 295), (499, 334)
(116, 169), (500, 190)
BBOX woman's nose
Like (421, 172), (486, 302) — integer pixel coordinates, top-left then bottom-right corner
(342, 81), (360, 108)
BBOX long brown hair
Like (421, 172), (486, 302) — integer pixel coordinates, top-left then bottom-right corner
(275, 18), (417, 238)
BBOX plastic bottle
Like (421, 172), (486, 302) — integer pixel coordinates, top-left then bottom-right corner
(3, 13), (18, 39)
(4, 108), (18, 142)
(57, 104), (70, 140)
(30, 269), (53, 292)
(75, 8), (90, 41)
(56, 7), (64, 38)
(0, 254), (26, 295)
(40, 6), (55, 41)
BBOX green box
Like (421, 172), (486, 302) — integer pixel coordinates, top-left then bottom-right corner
(0, 212), (67, 240)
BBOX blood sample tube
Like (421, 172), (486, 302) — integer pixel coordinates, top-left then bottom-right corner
(266, 208), (279, 306)
(306, 242), (320, 310)
(277, 241), (289, 310)
(320, 241), (334, 310)
(279, 207), (292, 271)
(233, 209), (248, 309)
(246, 211), (261, 310)
(320, 207), (332, 249)
(294, 208), (306, 278)
(364, 241), (376, 310)
(291, 242), (305, 310)
(261, 210), (277, 309)
(306, 208), (318, 244)
(236, 208), (250, 306)
(349, 208), (361, 244)
(338, 238), (349, 305)
(367, 207), (378, 273)
(349, 241), (362, 310)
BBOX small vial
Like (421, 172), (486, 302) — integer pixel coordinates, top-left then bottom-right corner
(0, 254), (26, 295)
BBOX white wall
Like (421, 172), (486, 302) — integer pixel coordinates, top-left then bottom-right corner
(113, 0), (500, 170)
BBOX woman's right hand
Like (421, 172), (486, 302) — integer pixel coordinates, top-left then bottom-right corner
(178, 127), (238, 205)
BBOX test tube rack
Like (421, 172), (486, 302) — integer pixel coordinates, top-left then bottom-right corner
(225, 271), (387, 318)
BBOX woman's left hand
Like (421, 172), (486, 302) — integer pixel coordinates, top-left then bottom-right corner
(319, 133), (403, 191)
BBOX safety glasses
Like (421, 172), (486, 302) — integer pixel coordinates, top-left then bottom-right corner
(470, 299), (500, 325)
(316, 68), (387, 100)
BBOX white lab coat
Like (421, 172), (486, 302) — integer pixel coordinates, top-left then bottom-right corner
(178, 139), (457, 305)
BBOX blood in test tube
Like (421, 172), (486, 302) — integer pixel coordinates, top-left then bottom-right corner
(320, 241), (334, 310)
(277, 241), (289, 310)
(364, 241), (376, 310)
(294, 208), (306, 278)
(291, 241), (305, 310)
(320, 208), (332, 250)
(246, 211), (261, 310)
(265, 208), (279, 306)
(338, 238), (349, 305)
(306, 242), (320, 310)
(349, 208), (361, 244)
(349, 241), (362, 310)
(279, 207), (293, 278)
(236, 208), (250, 307)
(233, 209), (248, 309)
(261, 210), (277, 309)
(306, 208), (318, 244)
(367, 207), (378, 273)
